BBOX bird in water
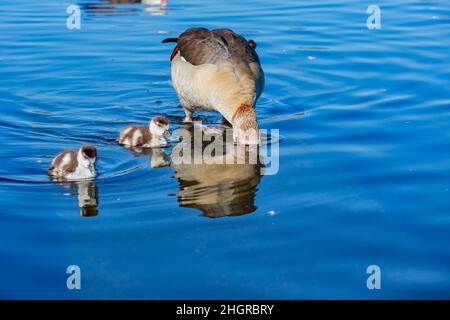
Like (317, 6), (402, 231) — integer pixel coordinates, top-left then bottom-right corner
(118, 115), (170, 147)
(48, 145), (97, 180)
(162, 27), (264, 145)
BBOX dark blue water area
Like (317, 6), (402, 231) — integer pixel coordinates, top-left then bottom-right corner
(1, 0), (450, 299)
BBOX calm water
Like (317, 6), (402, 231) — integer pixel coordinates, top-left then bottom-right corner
(1, 0), (450, 299)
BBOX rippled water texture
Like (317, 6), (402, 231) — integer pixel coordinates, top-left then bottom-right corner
(1, 0), (450, 299)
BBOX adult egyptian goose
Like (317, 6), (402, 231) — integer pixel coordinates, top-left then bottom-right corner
(163, 28), (264, 145)
(48, 145), (97, 180)
(118, 115), (169, 147)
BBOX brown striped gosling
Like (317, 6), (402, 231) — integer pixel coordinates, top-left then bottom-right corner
(119, 115), (170, 147)
(48, 145), (97, 180)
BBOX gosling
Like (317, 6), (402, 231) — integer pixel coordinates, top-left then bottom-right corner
(119, 115), (169, 147)
(48, 145), (97, 180)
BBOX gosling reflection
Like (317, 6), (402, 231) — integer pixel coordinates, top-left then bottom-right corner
(125, 146), (170, 168)
(170, 124), (263, 218)
(51, 179), (99, 217)
(76, 181), (99, 217)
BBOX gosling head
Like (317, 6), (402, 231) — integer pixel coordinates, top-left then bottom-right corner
(149, 115), (170, 139)
(78, 145), (97, 168)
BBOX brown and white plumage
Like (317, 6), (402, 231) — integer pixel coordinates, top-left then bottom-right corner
(163, 28), (264, 144)
(119, 115), (169, 147)
(48, 145), (97, 180)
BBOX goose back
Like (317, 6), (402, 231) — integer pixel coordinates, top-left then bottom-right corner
(175, 28), (260, 66)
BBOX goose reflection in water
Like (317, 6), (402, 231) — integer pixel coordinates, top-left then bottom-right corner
(172, 157), (262, 218)
(83, 0), (169, 16)
(51, 178), (99, 217)
(170, 124), (263, 218)
(119, 123), (265, 218)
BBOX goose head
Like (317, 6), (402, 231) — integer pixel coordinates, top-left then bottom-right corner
(232, 104), (260, 145)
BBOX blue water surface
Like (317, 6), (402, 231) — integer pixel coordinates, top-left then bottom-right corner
(1, 0), (450, 299)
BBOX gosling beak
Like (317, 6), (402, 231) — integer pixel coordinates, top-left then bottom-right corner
(163, 129), (171, 140)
